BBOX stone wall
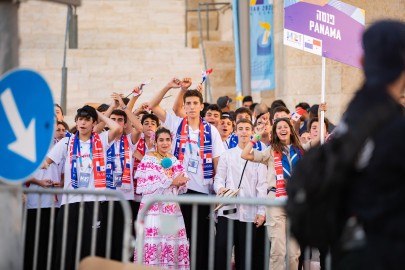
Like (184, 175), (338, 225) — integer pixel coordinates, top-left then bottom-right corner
(19, 0), (203, 126)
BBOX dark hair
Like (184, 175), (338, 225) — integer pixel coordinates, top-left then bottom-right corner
(249, 102), (258, 111)
(271, 118), (303, 154)
(235, 107), (253, 120)
(309, 104), (319, 119)
(206, 104), (222, 115)
(97, 103), (109, 113)
(271, 106), (290, 120)
(155, 127), (172, 141)
(122, 97), (130, 105)
(183, 89), (203, 104)
(242, 95), (253, 103)
(271, 99), (287, 110)
(295, 102), (310, 111)
(110, 109), (127, 123)
(69, 126), (77, 134)
(57, 120), (69, 131)
(308, 117), (330, 132)
(137, 110), (149, 116)
(75, 105), (98, 122)
(200, 102), (210, 118)
(221, 112), (235, 121)
(141, 113), (160, 126)
(55, 103), (64, 115)
(236, 118), (253, 129)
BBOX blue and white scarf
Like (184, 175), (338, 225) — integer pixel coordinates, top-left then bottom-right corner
(174, 117), (213, 185)
(228, 133), (263, 151)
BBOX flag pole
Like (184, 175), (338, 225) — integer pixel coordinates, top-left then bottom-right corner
(320, 57), (326, 144)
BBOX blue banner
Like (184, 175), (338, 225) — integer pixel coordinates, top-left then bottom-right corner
(250, 0), (275, 91)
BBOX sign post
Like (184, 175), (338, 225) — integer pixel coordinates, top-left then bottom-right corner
(284, 0), (365, 143)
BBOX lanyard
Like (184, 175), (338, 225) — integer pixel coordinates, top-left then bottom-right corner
(77, 136), (92, 168)
(187, 122), (200, 156)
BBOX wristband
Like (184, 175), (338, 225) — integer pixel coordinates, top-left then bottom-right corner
(253, 134), (261, 140)
(250, 140), (256, 145)
(121, 105), (127, 110)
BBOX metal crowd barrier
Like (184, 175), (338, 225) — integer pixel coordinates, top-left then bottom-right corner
(21, 188), (134, 270)
(135, 195), (298, 270)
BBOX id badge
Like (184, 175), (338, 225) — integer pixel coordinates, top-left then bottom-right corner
(78, 172), (90, 188)
(187, 158), (199, 174)
(113, 170), (123, 188)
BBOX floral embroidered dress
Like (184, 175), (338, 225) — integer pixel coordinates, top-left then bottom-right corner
(134, 155), (189, 269)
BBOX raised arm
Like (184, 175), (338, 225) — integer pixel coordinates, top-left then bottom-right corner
(241, 124), (265, 161)
(113, 92), (142, 145)
(126, 85), (142, 112)
(93, 99), (117, 134)
(97, 111), (123, 143)
(149, 78), (181, 123)
(172, 77), (192, 118)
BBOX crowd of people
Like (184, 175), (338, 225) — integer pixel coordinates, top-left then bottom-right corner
(25, 75), (332, 270)
(23, 19), (405, 270)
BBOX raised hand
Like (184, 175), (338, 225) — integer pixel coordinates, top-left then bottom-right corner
(180, 77), (192, 91)
(258, 112), (270, 124)
(132, 85), (142, 97)
(196, 83), (203, 93)
(166, 77), (181, 89)
(254, 123), (266, 137)
(111, 92), (125, 108)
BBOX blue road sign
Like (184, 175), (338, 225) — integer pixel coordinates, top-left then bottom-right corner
(0, 69), (54, 183)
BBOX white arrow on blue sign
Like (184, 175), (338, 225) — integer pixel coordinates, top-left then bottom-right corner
(0, 69), (54, 183)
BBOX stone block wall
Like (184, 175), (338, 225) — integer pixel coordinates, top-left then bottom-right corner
(19, 0), (204, 126)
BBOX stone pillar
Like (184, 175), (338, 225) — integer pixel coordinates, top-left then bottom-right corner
(0, 2), (22, 270)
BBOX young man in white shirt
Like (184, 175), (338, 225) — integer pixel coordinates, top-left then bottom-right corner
(214, 118), (268, 269)
(44, 105), (122, 270)
(93, 92), (143, 261)
(148, 78), (225, 270)
(227, 107), (267, 150)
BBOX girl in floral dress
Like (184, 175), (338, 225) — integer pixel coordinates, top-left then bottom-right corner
(134, 127), (190, 269)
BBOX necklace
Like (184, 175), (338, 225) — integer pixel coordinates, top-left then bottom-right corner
(154, 151), (173, 169)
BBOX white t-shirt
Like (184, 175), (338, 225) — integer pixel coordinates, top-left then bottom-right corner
(105, 133), (136, 201)
(164, 113), (225, 194)
(26, 161), (64, 209)
(47, 132), (111, 205)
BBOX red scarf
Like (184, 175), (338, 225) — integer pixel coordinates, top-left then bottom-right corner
(176, 117), (207, 173)
(273, 151), (287, 198)
(69, 132), (106, 189)
(133, 137), (145, 195)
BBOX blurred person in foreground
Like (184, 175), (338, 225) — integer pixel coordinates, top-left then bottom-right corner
(332, 20), (405, 270)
